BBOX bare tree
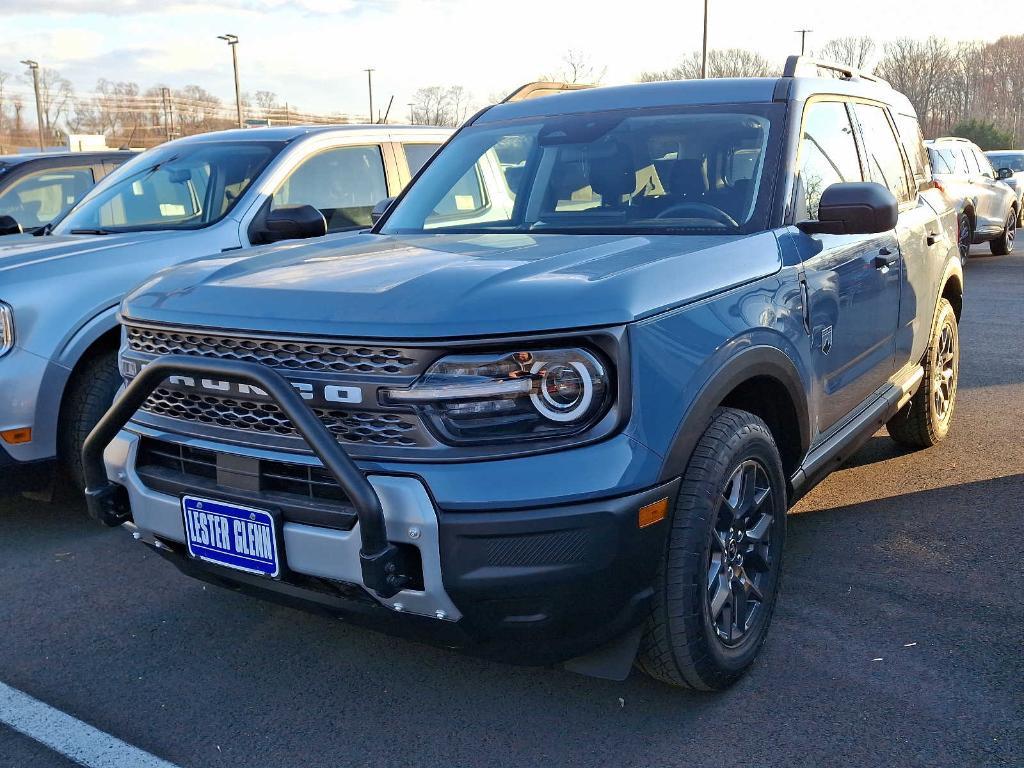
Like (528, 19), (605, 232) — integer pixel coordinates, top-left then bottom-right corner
(543, 49), (606, 84)
(254, 90), (280, 117)
(641, 48), (773, 81)
(816, 36), (876, 70)
(410, 85), (472, 127)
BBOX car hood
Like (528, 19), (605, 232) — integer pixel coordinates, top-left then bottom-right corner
(123, 231), (783, 338)
(0, 231), (186, 284)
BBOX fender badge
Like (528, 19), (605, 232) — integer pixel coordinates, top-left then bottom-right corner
(821, 325), (833, 355)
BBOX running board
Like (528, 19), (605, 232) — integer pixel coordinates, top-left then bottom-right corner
(790, 364), (923, 502)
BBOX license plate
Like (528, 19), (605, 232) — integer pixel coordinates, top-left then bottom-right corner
(181, 495), (280, 578)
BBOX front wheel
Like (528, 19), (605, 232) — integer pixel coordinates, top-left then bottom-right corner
(989, 209), (1016, 256)
(59, 351), (122, 491)
(637, 407), (787, 690)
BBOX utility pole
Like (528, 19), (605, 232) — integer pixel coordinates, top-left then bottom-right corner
(701, 0), (709, 79)
(161, 87), (172, 141)
(795, 29), (813, 56)
(408, 102), (415, 124)
(20, 60), (44, 150)
(364, 68), (375, 124)
(218, 34), (243, 128)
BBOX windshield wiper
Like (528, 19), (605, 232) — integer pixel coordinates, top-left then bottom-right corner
(70, 228), (116, 235)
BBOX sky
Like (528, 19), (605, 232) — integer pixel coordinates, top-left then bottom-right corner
(4, 0), (1024, 121)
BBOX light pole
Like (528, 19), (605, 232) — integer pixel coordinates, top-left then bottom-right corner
(701, 0), (709, 79)
(795, 29), (813, 56)
(364, 68), (375, 124)
(407, 102), (415, 124)
(218, 34), (243, 129)
(20, 60), (44, 150)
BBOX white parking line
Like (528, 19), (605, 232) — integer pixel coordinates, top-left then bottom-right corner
(0, 681), (179, 768)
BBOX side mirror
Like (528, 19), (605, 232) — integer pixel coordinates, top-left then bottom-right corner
(258, 204), (327, 244)
(370, 197), (396, 225)
(0, 215), (23, 236)
(797, 182), (898, 236)
(996, 167), (1014, 180)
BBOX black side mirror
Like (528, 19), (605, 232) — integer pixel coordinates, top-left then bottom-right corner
(0, 215), (23, 236)
(370, 197), (396, 225)
(797, 182), (898, 236)
(996, 167), (1014, 180)
(258, 204), (327, 244)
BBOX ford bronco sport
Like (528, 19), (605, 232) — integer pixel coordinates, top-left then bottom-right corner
(84, 58), (963, 689)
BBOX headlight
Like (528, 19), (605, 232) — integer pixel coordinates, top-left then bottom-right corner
(383, 348), (611, 445)
(0, 302), (14, 357)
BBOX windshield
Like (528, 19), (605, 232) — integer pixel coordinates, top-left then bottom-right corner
(54, 141), (281, 234)
(987, 153), (1024, 173)
(380, 104), (782, 236)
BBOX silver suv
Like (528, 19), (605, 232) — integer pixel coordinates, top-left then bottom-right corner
(926, 137), (1018, 262)
(0, 124), (451, 489)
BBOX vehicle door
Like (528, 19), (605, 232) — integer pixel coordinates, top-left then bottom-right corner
(792, 98), (902, 436)
(962, 145), (999, 231)
(973, 149), (1012, 229)
(246, 142), (392, 245)
(873, 107), (948, 368)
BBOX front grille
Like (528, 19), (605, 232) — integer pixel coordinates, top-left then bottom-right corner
(141, 387), (420, 447)
(125, 324), (421, 375)
(136, 438), (355, 515)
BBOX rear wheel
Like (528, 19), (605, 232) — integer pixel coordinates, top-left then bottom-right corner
(887, 298), (959, 449)
(989, 209), (1016, 255)
(637, 407), (786, 690)
(59, 351), (121, 491)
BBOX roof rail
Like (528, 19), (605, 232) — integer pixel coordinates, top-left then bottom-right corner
(782, 55), (889, 86)
(930, 136), (972, 143)
(500, 81), (595, 103)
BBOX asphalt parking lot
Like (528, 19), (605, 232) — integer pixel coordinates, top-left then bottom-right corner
(1, 235), (1021, 768)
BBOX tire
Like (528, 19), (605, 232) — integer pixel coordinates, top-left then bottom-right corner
(989, 208), (1016, 256)
(637, 407), (787, 690)
(886, 298), (959, 449)
(957, 213), (972, 267)
(59, 351), (122, 490)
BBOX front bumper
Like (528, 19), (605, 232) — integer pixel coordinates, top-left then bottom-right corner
(0, 345), (69, 464)
(104, 429), (678, 664)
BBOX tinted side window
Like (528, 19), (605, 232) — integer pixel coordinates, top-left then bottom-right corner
(273, 145), (387, 231)
(403, 144), (441, 176)
(974, 150), (994, 177)
(964, 147), (981, 174)
(854, 104), (912, 204)
(0, 167), (94, 228)
(796, 100), (863, 220)
(894, 114), (929, 189)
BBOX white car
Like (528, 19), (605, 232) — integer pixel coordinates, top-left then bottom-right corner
(0, 124), (451, 489)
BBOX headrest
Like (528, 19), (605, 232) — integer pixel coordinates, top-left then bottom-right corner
(587, 143), (635, 204)
(667, 159), (708, 197)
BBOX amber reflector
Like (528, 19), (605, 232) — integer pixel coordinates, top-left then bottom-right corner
(638, 497), (669, 528)
(1, 427), (32, 445)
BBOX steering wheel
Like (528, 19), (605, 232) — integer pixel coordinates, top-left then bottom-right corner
(654, 202), (739, 227)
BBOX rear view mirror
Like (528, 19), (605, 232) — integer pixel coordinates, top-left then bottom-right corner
(0, 215), (22, 236)
(258, 204), (327, 244)
(370, 197), (396, 225)
(996, 167), (1014, 180)
(797, 182), (898, 236)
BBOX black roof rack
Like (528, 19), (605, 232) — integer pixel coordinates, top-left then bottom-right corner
(782, 55), (889, 86)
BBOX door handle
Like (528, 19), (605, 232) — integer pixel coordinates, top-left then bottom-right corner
(873, 248), (898, 270)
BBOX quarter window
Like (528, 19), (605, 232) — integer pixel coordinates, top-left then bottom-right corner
(854, 104), (912, 204)
(273, 145), (388, 231)
(894, 114), (930, 189)
(796, 101), (863, 221)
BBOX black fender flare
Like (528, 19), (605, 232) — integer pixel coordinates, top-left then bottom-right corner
(657, 344), (811, 484)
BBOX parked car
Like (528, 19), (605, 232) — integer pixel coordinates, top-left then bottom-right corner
(926, 137), (1018, 261)
(984, 149), (1024, 226)
(0, 124), (451, 490)
(0, 150), (132, 236)
(85, 57), (963, 690)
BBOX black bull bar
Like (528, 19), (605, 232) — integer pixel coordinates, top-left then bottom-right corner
(81, 355), (413, 598)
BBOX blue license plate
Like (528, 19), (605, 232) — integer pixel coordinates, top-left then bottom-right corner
(181, 495), (280, 578)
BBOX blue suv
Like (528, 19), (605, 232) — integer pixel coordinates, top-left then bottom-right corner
(83, 57), (963, 689)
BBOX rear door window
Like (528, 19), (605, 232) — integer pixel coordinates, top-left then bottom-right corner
(272, 145), (388, 231)
(403, 144), (441, 176)
(853, 104), (912, 205)
(0, 166), (95, 228)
